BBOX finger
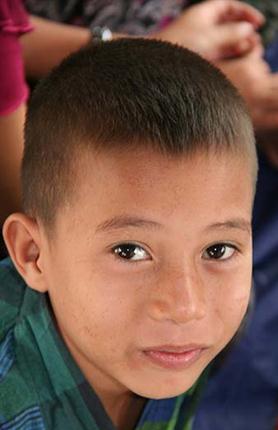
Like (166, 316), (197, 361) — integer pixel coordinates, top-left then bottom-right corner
(206, 0), (264, 28)
(253, 109), (278, 131)
(213, 23), (262, 60)
(245, 43), (264, 59)
(259, 75), (278, 109)
(222, 32), (262, 59)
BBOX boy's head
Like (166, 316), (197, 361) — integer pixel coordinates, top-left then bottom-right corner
(4, 39), (257, 401)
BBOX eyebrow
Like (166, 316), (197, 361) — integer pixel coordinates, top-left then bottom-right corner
(96, 216), (251, 234)
(206, 219), (251, 234)
(96, 216), (161, 233)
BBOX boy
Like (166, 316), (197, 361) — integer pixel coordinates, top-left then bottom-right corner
(0, 39), (257, 430)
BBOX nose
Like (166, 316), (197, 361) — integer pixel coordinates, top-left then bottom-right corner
(147, 264), (206, 324)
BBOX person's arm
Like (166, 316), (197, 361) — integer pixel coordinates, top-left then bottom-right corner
(0, 106), (25, 225)
(21, 0), (264, 79)
(151, 0), (264, 60)
(217, 45), (278, 133)
(216, 45), (278, 166)
(0, 0), (32, 225)
(21, 16), (92, 78)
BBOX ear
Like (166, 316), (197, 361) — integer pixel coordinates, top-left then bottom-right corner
(3, 213), (48, 293)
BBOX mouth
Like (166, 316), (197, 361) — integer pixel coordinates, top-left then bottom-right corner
(142, 345), (207, 370)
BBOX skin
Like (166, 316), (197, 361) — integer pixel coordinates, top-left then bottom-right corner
(21, 3), (278, 138)
(154, 0), (263, 60)
(0, 0), (265, 237)
(0, 105), (25, 225)
(18, 2), (278, 162)
(4, 148), (254, 430)
(20, 0), (263, 78)
(217, 45), (278, 134)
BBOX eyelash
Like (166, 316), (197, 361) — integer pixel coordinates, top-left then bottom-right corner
(202, 243), (239, 261)
(112, 243), (150, 263)
(111, 242), (239, 263)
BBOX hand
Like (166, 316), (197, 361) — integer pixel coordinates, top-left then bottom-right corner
(217, 46), (278, 133)
(152, 0), (264, 61)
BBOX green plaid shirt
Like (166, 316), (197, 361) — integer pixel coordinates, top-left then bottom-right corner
(0, 258), (207, 430)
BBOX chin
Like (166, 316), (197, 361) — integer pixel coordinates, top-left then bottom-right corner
(130, 373), (200, 400)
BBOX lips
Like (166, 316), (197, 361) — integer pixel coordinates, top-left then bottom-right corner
(142, 345), (206, 370)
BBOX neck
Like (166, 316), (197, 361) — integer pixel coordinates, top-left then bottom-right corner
(59, 324), (146, 430)
(104, 391), (146, 430)
(84, 370), (146, 430)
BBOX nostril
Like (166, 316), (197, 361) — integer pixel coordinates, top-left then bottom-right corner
(147, 295), (206, 324)
(147, 268), (206, 323)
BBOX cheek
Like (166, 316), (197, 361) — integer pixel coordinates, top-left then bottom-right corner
(211, 268), (252, 336)
(63, 273), (138, 349)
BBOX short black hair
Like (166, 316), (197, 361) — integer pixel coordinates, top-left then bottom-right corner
(22, 38), (256, 226)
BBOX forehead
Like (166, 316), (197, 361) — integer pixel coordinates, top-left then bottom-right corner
(54, 147), (254, 236)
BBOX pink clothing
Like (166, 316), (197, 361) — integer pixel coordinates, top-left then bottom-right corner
(0, 0), (32, 116)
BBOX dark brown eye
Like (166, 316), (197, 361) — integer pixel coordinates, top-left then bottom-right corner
(203, 244), (235, 260)
(113, 243), (149, 261)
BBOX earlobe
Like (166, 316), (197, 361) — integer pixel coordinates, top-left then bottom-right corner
(3, 213), (48, 293)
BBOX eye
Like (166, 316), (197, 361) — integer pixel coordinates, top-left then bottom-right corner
(112, 243), (150, 262)
(203, 243), (236, 260)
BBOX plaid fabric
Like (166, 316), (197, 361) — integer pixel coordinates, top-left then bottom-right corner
(0, 258), (206, 430)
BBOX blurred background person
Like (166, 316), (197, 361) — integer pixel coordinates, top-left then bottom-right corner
(0, 0), (32, 257)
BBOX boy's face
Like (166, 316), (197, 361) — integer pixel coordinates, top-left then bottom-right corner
(40, 147), (254, 399)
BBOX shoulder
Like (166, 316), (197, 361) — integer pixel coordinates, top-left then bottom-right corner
(0, 259), (47, 429)
(0, 258), (27, 339)
(0, 328), (44, 429)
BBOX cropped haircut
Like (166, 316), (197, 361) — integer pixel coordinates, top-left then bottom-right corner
(23, 38), (256, 227)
